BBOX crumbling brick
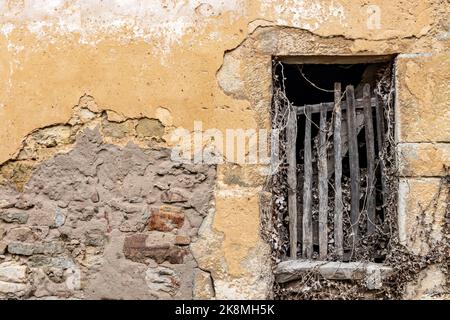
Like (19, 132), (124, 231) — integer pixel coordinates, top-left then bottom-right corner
(123, 234), (188, 264)
(148, 207), (184, 232)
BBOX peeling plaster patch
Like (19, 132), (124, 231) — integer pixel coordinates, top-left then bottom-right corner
(0, 0), (245, 51)
(195, 3), (215, 17)
(155, 107), (173, 127)
(217, 52), (245, 99)
(328, 1), (346, 20)
(6, 43), (25, 54)
(26, 21), (54, 39)
(260, 0), (346, 30)
(397, 53), (433, 58)
(0, 23), (14, 37)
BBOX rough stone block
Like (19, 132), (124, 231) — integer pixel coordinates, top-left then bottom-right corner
(175, 235), (190, 246)
(398, 143), (450, 177)
(0, 200), (15, 209)
(0, 242), (6, 255)
(398, 178), (448, 255)
(4, 227), (34, 242)
(32, 125), (72, 147)
(193, 269), (214, 299)
(0, 280), (30, 295)
(0, 262), (28, 283)
(0, 211), (29, 224)
(145, 266), (179, 296)
(7, 242), (35, 256)
(15, 197), (34, 210)
(405, 265), (447, 299)
(84, 229), (106, 247)
(0, 261), (29, 296)
(7, 241), (65, 256)
(90, 190), (100, 203)
(102, 120), (132, 139)
(148, 206), (184, 232)
(396, 55), (450, 142)
(136, 118), (164, 138)
(77, 108), (96, 123)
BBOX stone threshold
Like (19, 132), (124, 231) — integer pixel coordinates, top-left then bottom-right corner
(275, 259), (393, 290)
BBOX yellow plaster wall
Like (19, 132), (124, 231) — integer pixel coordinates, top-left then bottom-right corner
(1, 0), (449, 298)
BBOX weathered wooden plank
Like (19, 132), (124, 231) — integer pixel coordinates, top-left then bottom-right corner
(318, 106), (328, 259)
(280, 55), (394, 65)
(275, 259), (393, 289)
(363, 85), (376, 234)
(286, 109), (298, 259)
(346, 85), (360, 242)
(374, 94), (387, 207)
(333, 83), (344, 260)
(326, 111), (365, 179)
(296, 97), (377, 114)
(302, 105), (313, 258)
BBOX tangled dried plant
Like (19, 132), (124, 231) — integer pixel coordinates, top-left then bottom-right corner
(262, 60), (449, 300)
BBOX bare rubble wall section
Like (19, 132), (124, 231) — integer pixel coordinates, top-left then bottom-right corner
(0, 112), (216, 299)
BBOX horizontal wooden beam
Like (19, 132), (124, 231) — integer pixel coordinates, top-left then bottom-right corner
(275, 259), (393, 289)
(279, 55), (394, 65)
(296, 97), (377, 114)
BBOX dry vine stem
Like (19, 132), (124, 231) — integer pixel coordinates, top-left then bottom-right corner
(261, 60), (449, 300)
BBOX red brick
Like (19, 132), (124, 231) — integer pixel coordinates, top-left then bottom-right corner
(166, 246), (188, 264)
(123, 233), (188, 264)
(148, 207), (184, 232)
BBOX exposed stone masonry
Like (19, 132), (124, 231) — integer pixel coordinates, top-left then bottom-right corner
(0, 103), (216, 299)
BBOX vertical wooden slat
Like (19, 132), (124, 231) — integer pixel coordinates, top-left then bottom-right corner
(333, 83), (344, 260)
(286, 108), (298, 258)
(374, 94), (387, 207)
(302, 105), (313, 258)
(363, 84), (376, 234)
(346, 85), (360, 243)
(318, 105), (328, 259)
